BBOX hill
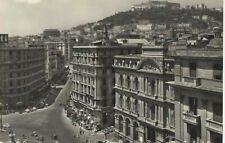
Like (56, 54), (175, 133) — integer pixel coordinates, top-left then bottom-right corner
(98, 8), (223, 29)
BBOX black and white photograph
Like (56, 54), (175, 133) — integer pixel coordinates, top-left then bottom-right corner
(0, 0), (223, 142)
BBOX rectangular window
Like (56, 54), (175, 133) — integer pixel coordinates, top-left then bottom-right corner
(189, 97), (198, 115)
(9, 51), (13, 57)
(103, 78), (106, 85)
(170, 108), (175, 127)
(9, 81), (13, 87)
(189, 63), (196, 77)
(213, 64), (222, 80)
(213, 103), (222, 123)
(17, 80), (21, 86)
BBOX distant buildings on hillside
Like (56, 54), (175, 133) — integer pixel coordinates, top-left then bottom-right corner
(131, 0), (180, 11)
(43, 29), (60, 38)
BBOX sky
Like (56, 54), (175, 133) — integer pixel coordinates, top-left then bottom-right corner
(0, 0), (223, 36)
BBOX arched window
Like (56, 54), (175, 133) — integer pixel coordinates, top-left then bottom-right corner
(120, 95), (123, 108)
(133, 122), (139, 141)
(127, 76), (131, 89)
(134, 77), (139, 90)
(126, 97), (131, 110)
(134, 99), (139, 113)
(125, 118), (131, 136)
(119, 116), (123, 132)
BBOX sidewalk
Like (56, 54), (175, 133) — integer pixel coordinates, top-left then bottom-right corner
(0, 130), (10, 142)
(63, 107), (118, 143)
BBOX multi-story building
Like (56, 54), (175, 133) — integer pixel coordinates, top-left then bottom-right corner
(167, 33), (223, 142)
(62, 33), (76, 65)
(56, 50), (64, 74)
(44, 42), (57, 81)
(71, 45), (141, 128)
(113, 42), (175, 143)
(0, 39), (46, 106)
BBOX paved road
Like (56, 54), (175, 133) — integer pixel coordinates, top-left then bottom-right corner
(2, 78), (78, 143)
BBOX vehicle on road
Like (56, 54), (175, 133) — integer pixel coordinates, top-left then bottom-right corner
(52, 134), (58, 140)
(3, 123), (11, 129)
(25, 109), (30, 113)
(32, 107), (37, 111)
(31, 131), (38, 137)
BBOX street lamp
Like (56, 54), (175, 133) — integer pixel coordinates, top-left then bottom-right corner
(0, 102), (4, 131)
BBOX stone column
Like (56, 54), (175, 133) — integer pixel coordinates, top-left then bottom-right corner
(123, 95), (126, 109)
(130, 122), (134, 140)
(115, 114), (119, 130)
(145, 102), (148, 117)
(130, 97), (134, 112)
(139, 100), (144, 117)
(206, 130), (210, 143)
(138, 125), (145, 143)
(183, 123), (188, 143)
(155, 80), (158, 97)
(115, 93), (119, 107)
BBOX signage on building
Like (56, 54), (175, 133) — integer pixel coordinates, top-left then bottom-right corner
(0, 34), (8, 43)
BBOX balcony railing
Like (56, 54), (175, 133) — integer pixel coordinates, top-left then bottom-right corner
(183, 112), (200, 126)
(182, 77), (201, 87)
(206, 119), (223, 134)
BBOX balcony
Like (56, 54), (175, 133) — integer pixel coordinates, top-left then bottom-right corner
(182, 77), (201, 87)
(183, 112), (200, 126)
(206, 119), (223, 134)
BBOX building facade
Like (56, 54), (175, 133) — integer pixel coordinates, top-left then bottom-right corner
(168, 47), (222, 143)
(71, 45), (141, 128)
(113, 43), (175, 143)
(44, 42), (57, 81)
(0, 40), (46, 106)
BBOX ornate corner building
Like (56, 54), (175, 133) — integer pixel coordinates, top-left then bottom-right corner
(113, 44), (175, 143)
(71, 45), (141, 128)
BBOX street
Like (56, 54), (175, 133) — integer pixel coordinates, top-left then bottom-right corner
(1, 78), (78, 143)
